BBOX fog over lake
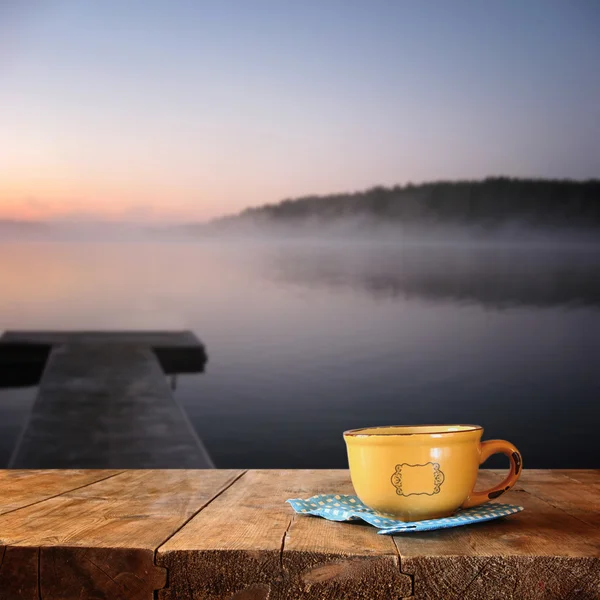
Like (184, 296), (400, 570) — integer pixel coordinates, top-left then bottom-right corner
(1, 236), (599, 468)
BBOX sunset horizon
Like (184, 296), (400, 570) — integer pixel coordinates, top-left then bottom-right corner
(2, 174), (599, 226)
(2, 1), (599, 224)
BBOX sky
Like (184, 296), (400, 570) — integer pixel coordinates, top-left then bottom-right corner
(1, 1), (599, 223)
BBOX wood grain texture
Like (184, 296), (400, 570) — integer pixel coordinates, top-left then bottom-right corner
(158, 470), (412, 599)
(477, 469), (600, 528)
(519, 470), (600, 529)
(281, 470), (412, 599)
(1, 469), (599, 600)
(0, 546), (39, 600)
(0, 470), (242, 600)
(397, 554), (599, 600)
(0, 469), (121, 515)
(39, 547), (166, 600)
(555, 470), (600, 485)
(395, 481), (600, 599)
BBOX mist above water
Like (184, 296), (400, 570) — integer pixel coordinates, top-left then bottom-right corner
(5, 214), (593, 247)
(0, 219), (160, 242)
(1, 238), (599, 469)
(180, 214), (600, 247)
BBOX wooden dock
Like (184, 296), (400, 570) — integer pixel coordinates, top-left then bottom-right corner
(0, 330), (207, 387)
(0, 469), (597, 599)
(0, 331), (212, 469)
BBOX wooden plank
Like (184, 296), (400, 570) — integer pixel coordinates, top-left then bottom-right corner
(0, 546), (39, 600)
(0, 330), (207, 377)
(157, 470), (412, 600)
(394, 487), (600, 599)
(281, 470), (412, 600)
(0, 469), (121, 515)
(9, 343), (213, 468)
(0, 469), (243, 600)
(0, 330), (202, 348)
(1, 469), (598, 600)
(477, 470), (600, 528)
(518, 470), (600, 529)
(552, 469), (600, 485)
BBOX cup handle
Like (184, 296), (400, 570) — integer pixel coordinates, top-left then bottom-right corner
(461, 439), (523, 509)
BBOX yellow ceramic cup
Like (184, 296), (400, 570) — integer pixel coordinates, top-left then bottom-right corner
(344, 424), (522, 522)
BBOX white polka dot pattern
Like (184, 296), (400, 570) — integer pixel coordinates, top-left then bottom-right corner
(286, 494), (524, 534)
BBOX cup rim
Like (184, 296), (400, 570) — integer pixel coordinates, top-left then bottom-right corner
(343, 424), (483, 437)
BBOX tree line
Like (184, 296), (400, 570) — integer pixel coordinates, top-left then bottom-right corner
(222, 178), (600, 228)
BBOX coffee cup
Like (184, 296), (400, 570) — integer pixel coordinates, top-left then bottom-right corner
(344, 424), (522, 522)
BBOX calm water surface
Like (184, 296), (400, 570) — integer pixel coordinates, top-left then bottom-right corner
(1, 241), (599, 468)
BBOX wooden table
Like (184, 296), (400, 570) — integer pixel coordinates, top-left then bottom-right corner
(0, 470), (598, 599)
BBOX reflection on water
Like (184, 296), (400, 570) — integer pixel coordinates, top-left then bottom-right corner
(0, 241), (599, 469)
(266, 244), (600, 308)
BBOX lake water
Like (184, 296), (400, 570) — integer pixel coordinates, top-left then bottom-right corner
(1, 240), (599, 469)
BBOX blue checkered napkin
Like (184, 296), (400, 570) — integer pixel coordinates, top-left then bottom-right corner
(286, 494), (523, 534)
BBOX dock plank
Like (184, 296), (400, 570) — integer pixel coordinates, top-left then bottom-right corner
(0, 330), (207, 382)
(0, 330), (202, 348)
(0, 470), (243, 600)
(9, 343), (213, 468)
